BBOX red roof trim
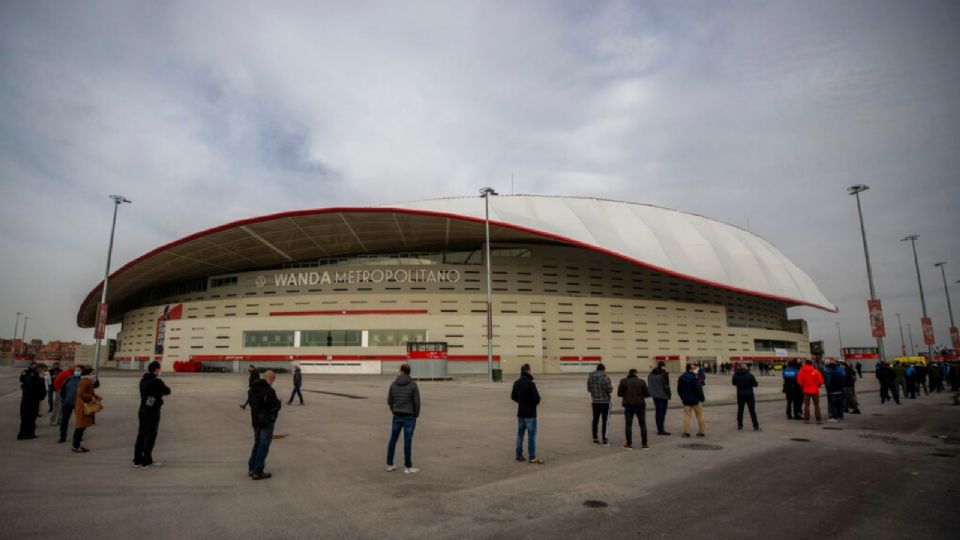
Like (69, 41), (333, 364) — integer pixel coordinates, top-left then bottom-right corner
(78, 206), (837, 326)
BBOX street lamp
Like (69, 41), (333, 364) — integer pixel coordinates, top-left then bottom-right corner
(895, 313), (906, 356)
(934, 262), (956, 350)
(21, 315), (29, 356)
(907, 322), (916, 355)
(11, 312), (21, 360)
(901, 235), (934, 362)
(93, 194), (132, 375)
(480, 186), (498, 382)
(847, 184), (886, 361)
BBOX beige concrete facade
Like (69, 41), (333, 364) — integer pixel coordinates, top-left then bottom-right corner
(114, 245), (810, 374)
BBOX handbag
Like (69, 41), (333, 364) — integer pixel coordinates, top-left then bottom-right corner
(82, 399), (103, 415)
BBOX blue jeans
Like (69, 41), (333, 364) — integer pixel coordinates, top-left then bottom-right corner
(653, 398), (668, 433)
(59, 404), (74, 441)
(737, 395), (759, 429)
(387, 415), (417, 468)
(828, 394), (844, 420)
(516, 417), (537, 460)
(248, 421), (275, 474)
(288, 387), (303, 405)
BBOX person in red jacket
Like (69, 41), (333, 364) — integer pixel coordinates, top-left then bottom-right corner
(796, 360), (824, 424)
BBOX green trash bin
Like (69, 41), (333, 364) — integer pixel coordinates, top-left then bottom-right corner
(492, 368), (503, 382)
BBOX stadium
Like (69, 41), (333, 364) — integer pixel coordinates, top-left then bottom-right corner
(77, 195), (836, 375)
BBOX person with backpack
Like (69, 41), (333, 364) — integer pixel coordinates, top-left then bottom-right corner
(248, 370), (281, 480)
(586, 364), (613, 446)
(133, 361), (172, 468)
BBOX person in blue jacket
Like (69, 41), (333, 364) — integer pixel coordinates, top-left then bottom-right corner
(677, 363), (705, 438)
(782, 360), (803, 420)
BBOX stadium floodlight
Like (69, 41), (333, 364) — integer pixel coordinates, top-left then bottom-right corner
(901, 235), (934, 362)
(848, 184), (886, 362)
(480, 187), (498, 382)
(93, 194), (132, 375)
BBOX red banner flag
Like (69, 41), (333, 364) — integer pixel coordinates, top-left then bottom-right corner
(921, 317), (936, 346)
(94, 303), (108, 339)
(867, 299), (886, 338)
(950, 326), (960, 352)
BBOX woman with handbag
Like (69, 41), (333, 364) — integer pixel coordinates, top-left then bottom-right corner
(72, 367), (102, 453)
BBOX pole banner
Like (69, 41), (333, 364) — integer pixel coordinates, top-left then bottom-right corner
(867, 299), (886, 338)
(921, 317), (936, 346)
(94, 303), (108, 339)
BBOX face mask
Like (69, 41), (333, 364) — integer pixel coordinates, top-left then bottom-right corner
(74, 370), (81, 376)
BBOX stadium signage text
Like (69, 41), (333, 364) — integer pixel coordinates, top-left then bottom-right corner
(262, 269), (461, 288)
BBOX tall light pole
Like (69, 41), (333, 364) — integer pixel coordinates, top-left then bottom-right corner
(907, 322), (916, 355)
(11, 312), (21, 359)
(835, 322), (844, 359)
(480, 187), (498, 382)
(895, 313), (906, 356)
(21, 315), (29, 356)
(934, 262), (956, 350)
(848, 185), (886, 361)
(93, 194), (132, 375)
(901, 235), (934, 362)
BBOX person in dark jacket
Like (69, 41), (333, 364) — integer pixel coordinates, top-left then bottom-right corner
(240, 365), (261, 410)
(287, 366), (304, 405)
(248, 370), (281, 480)
(877, 362), (900, 404)
(17, 365), (46, 440)
(59, 367), (82, 443)
(586, 364), (613, 446)
(618, 369), (651, 449)
(511, 363), (542, 464)
(842, 362), (861, 414)
(647, 362), (672, 435)
(782, 360), (803, 420)
(133, 361), (172, 468)
(386, 364), (421, 474)
(677, 363), (706, 437)
(826, 362), (846, 421)
(731, 364), (760, 431)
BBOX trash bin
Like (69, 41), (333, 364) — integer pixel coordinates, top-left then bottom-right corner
(492, 368), (503, 382)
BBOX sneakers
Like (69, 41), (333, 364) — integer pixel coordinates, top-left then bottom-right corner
(528, 458), (544, 464)
(145, 462), (163, 468)
(71, 447), (89, 453)
(403, 467), (420, 474)
(754, 427), (762, 432)
(515, 456), (526, 463)
(386, 465), (397, 472)
(133, 463), (144, 469)
(682, 433), (691, 438)
(592, 438), (601, 445)
(657, 431), (671, 436)
(602, 440), (610, 447)
(251, 472), (272, 480)
(622, 443), (633, 449)
(828, 418), (839, 423)
(696, 433), (705, 438)
(640, 444), (649, 449)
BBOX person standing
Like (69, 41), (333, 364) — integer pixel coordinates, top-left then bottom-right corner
(133, 361), (172, 468)
(647, 362), (672, 435)
(586, 364), (613, 446)
(49, 363), (73, 427)
(856, 362), (863, 378)
(287, 366), (304, 406)
(825, 361), (846, 422)
(617, 368), (651, 449)
(59, 367), (81, 443)
(842, 362), (861, 414)
(248, 370), (281, 480)
(797, 360), (824, 424)
(731, 364), (760, 431)
(386, 364), (421, 474)
(240, 365), (260, 410)
(877, 361), (900, 404)
(511, 363), (542, 464)
(72, 367), (102, 453)
(17, 364), (45, 440)
(677, 363), (706, 438)
(891, 361), (907, 400)
(43, 365), (55, 413)
(782, 360), (803, 420)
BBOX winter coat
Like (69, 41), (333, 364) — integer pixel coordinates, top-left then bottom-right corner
(248, 379), (282, 428)
(826, 366), (846, 394)
(647, 368), (672, 400)
(20, 369), (45, 402)
(511, 371), (541, 418)
(677, 371), (705, 406)
(782, 366), (799, 393)
(731, 369), (758, 397)
(586, 371), (613, 403)
(248, 369), (261, 387)
(53, 369), (73, 393)
(892, 364), (906, 382)
(74, 377), (100, 429)
(617, 374), (651, 408)
(387, 373), (421, 417)
(797, 365), (824, 395)
(139, 372), (171, 411)
(293, 370), (302, 388)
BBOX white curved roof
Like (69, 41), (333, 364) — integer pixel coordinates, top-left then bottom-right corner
(386, 195), (836, 312)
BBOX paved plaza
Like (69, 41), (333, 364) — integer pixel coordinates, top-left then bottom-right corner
(2, 367), (958, 539)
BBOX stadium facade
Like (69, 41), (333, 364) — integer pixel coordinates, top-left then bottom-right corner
(77, 195), (836, 374)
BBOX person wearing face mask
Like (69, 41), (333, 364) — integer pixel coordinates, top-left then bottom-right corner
(58, 366), (82, 443)
(49, 363), (74, 427)
(72, 367), (102, 453)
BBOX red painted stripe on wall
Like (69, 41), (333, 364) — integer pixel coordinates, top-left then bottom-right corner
(269, 309), (429, 316)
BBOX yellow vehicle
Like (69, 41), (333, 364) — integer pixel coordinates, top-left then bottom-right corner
(893, 356), (927, 367)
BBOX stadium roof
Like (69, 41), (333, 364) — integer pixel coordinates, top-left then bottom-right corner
(77, 195), (836, 327)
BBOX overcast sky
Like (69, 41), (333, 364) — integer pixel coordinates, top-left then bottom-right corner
(1, 1), (958, 357)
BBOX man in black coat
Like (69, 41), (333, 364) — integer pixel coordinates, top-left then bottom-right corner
(240, 365), (261, 410)
(133, 361), (172, 468)
(732, 364), (760, 431)
(511, 363), (542, 464)
(17, 365), (45, 440)
(248, 370), (281, 480)
(386, 364), (421, 473)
